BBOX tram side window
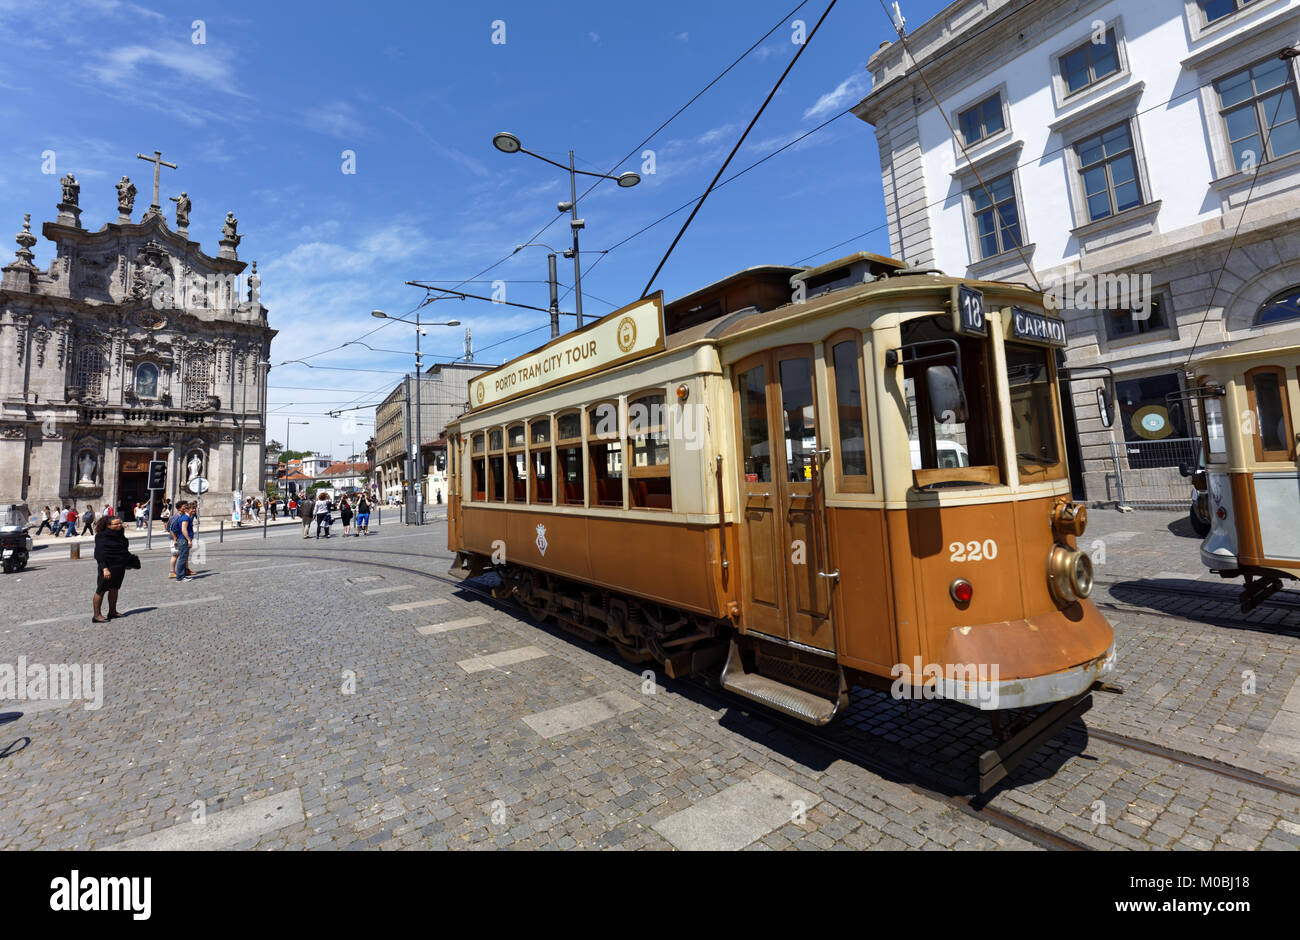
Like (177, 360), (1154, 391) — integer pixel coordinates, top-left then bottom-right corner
(471, 432), (486, 501)
(829, 337), (870, 491)
(739, 366), (771, 483)
(1004, 343), (1061, 474)
(488, 428), (505, 502)
(531, 417), (553, 505)
(628, 392), (671, 510)
(1246, 366), (1293, 460)
(900, 315), (999, 481)
(507, 423), (527, 502)
(588, 402), (623, 508)
(556, 411), (585, 506)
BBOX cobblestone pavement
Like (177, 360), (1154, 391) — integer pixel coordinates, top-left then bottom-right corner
(0, 510), (1295, 850)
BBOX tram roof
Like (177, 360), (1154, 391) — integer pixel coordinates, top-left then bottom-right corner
(1192, 325), (1300, 363)
(663, 270), (1041, 350)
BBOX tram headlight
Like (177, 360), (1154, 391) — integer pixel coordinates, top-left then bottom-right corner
(1047, 545), (1094, 605)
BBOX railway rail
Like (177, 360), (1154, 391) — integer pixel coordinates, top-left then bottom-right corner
(202, 542), (1300, 851)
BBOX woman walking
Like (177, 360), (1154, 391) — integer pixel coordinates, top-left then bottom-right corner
(355, 494), (371, 536)
(314, 492), (331, 538)
(339, 497), (354, 536)
(35, 506), (54, 535)
(92, 514), (135, 623)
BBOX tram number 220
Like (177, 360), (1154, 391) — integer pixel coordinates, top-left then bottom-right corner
(949, 539), (998, 562)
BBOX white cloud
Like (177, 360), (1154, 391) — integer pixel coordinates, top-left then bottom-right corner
(803, 71), (869, 120)
(300, 101), (367, 140)
(85, 39), (239, 92)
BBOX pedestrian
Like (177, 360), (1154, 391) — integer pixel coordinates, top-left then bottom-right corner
(82, 504), (95, 535)
(340, 496), (354, 536)
(172, 501), (195, 582)
(314, 491), (331, 538)
(92, 514), (136, 623)
(301, 494), (315, 539)
(103, 503), (113, 517)
(356, 494), (371, 536)
(167, 500), (180, 578)
(269, 499), (277, 522)
(288, 497), (297, 519)
(65, 506), (78, 538)
(53, 506), (66, 537)
(35, 506), (53, 535)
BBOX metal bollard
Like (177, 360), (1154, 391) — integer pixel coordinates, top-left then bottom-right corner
(219, 519), (224, 543)
(70, 542), (80, 559)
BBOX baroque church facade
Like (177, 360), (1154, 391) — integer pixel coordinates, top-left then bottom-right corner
(0, 165), (275, 518)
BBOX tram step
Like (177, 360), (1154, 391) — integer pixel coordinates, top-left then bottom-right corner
(720, 641), (840, 726)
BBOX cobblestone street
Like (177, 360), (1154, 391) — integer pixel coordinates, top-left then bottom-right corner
(1, 508), (1297, 851)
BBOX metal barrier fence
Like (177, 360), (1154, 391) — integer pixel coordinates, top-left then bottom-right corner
(1109, 436), (1201, 509)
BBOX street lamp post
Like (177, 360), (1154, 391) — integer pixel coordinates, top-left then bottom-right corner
(513, 242), (564, 339)
(371, 309), (460, 525)
(492, 132), (639, 330)
(236, 358), (272, 526)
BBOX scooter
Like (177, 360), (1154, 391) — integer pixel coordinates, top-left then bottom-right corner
(0, 503), (34, 573)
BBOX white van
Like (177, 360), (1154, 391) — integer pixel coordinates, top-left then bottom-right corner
(909, 439), (970, 470)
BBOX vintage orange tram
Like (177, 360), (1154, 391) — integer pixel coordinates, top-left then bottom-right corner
(445, 253), (1115, 789)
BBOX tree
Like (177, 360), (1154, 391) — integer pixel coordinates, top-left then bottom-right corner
(266, 439), (284, 452)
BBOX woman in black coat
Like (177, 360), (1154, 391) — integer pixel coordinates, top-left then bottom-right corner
(92, 515), (135, 623)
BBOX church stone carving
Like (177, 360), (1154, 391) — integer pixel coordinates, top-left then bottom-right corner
(115, 176), (137, 222)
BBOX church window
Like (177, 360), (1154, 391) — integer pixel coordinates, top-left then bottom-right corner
(75, 347), (104, 397)
(184, 354), (211, 406)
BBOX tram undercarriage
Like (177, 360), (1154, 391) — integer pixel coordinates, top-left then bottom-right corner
(449, 549), (1108, 793)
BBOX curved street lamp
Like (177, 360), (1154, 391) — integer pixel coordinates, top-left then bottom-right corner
(493, 131), (639, 328)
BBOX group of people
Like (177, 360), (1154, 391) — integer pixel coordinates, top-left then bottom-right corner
(237, 497), (276, 522)
(301, 492), (372, 539)
(34, 504), (116, 538)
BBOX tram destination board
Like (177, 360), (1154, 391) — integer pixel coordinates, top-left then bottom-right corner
(1011, 306), (1068, 346)
(952, 284), (986, 337)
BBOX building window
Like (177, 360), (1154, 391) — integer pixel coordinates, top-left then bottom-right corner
(1216, 58), (1300, 172)
(183, 353), (211, 407)
(134, 362), (159, 398)
(1059, 29), (1120, 95)
(627, 392), (671, 510)
(1200, 0), (1256, 25)
(1104, 297), (1167, 340)
(555, 411), (584, 506)
(530, 417), (553, 505)
(75, 346), (104, 397)
(1116, 372), (1193, 468)
(1254, 285), (1300, 325)
(1076, 122), (1142, 222)
(970, 173), (1022, 259)
(958, 93), (1005, 147)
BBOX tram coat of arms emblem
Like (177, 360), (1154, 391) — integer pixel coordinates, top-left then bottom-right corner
(535, 524), (548, 556)
(616, 316), (637, 353)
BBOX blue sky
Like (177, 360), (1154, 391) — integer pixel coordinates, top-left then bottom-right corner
(1, 0), (951, 456)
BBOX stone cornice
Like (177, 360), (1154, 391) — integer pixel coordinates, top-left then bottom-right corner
(0, 290), (275, 337)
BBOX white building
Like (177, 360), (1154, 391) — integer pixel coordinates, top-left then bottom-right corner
(855, 0), (1300, 502)
(298, 454), (332, 478)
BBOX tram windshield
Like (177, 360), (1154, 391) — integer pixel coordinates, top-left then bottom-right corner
(1004, 343), (1062, 477)
(900, 315), (1000, 486)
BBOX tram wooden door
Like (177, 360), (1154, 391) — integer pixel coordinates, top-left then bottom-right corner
(734, 347), (835, 652)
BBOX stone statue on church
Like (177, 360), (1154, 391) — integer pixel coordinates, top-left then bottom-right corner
(187, 452), (203, 482)
(247, 260), (260, 303)
(77, 450), (97, 485)
(116, 177), (137, 220)
(60, 174), (80, 207)
(169, 192), (191, 230)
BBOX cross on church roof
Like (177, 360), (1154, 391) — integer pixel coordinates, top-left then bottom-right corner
(136, 150), (178, 217)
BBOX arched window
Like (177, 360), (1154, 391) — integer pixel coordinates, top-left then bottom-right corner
(1254, 286), (1300, 326)
(135, 362), (159, 398)
(75, 347), (104, 397)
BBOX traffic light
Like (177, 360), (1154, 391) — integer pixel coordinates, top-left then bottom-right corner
(147, 460), (167, 490)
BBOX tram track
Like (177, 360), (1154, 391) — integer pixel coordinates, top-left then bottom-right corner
(201, 543), (1300, 849)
